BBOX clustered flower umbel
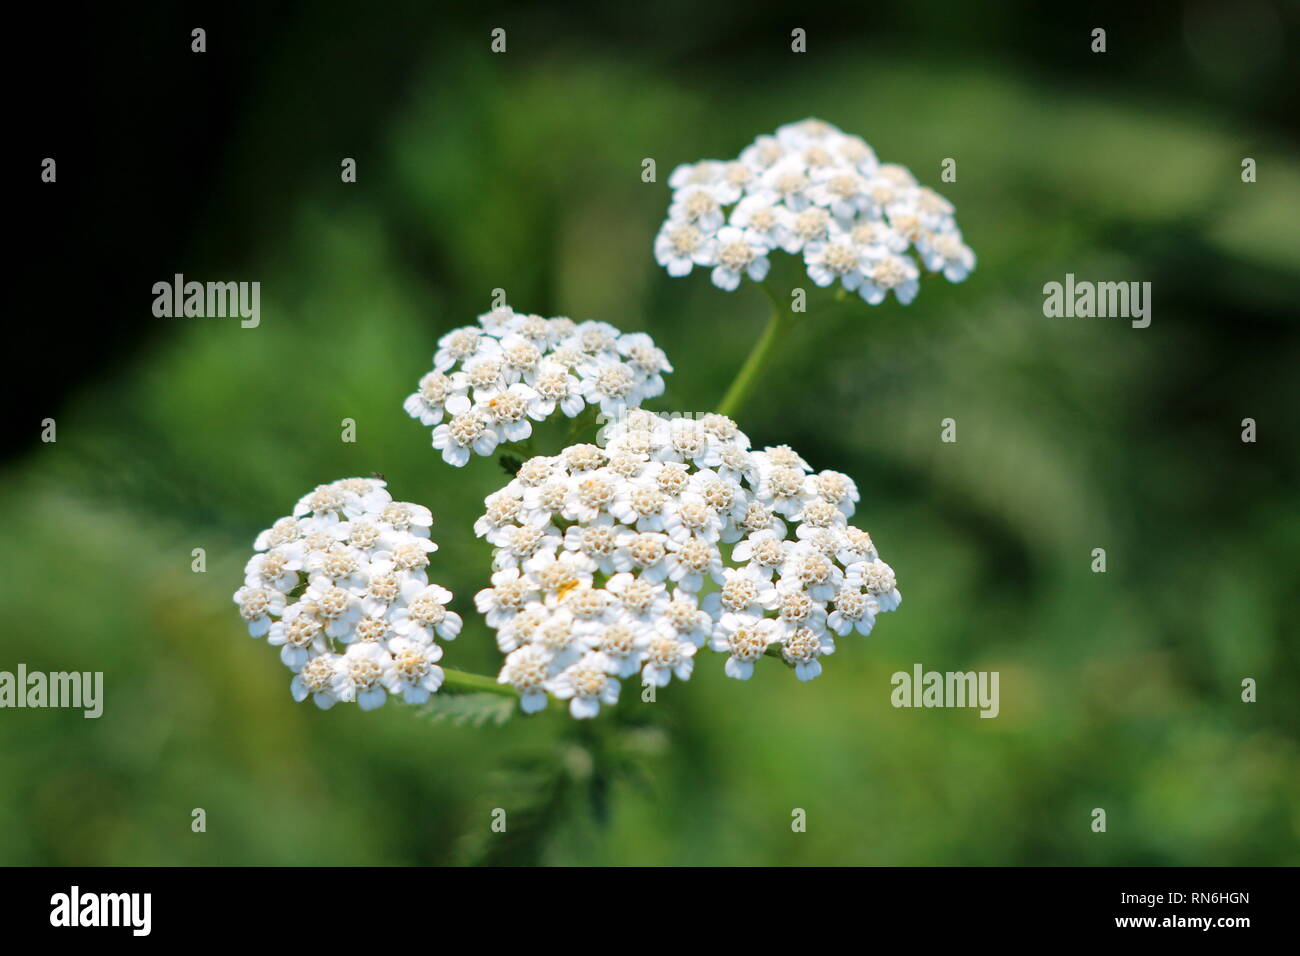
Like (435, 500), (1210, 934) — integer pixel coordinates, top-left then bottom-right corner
(654, 118), (975, 304)
(404, 306), (674, 466)
(233, 477), (463, 710)
(475, 410), (901, 718)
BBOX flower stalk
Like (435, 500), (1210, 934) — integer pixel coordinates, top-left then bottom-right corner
(441, 666), (520, 698)
(716, 282), (790, 418)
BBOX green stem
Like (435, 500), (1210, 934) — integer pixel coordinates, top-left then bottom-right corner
(441, 667), (519, 698)
(716, 282), (791, 419)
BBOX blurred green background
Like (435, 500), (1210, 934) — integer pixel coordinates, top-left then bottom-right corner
(3, 1), (1298, 865)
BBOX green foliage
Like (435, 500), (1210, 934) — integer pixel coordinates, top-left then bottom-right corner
(422, 692), (516, 729)
(1, 16), (1297, 866)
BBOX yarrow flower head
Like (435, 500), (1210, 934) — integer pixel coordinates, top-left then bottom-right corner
(405, 305), (674, 466)
(474, 410), (901, 718)
(233, 477), (463, 710)
(655, 118), (974, 304)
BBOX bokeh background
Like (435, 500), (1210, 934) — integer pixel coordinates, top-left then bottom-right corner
(4, 1), (1298, 865)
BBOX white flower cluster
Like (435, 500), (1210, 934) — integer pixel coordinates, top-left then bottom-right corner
(232, 477), (463, 710)
(405, 306), (674, 466)
(474, 410), (901, 718)
(654, 117), (975, 304)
